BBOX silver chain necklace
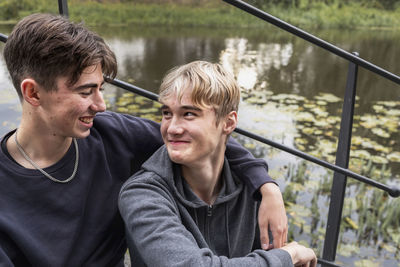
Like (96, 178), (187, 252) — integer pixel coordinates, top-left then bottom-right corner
(14, 130), (79, 183)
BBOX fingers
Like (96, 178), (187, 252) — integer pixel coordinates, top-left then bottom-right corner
(258, 183), (288, 249)
(310, 255), (317, 267)
(282, 242), (316, 267)
(272, 225), (286, 248)
(260, 229), (271, 250)
(259, 216), (273, 250)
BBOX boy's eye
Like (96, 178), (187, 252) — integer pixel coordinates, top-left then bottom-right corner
(80, 90), (92, 96)
(162, 110), (171, 117)
(184, 112), (196, 117)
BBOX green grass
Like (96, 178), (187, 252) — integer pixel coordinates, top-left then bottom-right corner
(266, 2), (400, 29)
(0, 1), (400, 30)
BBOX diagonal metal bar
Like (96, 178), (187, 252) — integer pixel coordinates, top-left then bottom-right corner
(108, 78), (159, 102)
(222, 0), (400, 86)
(0, 33), (7, 43)
(318, 258), (343, 267)
(234, 127), (400, 197)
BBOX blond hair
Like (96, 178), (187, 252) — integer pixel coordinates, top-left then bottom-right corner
(159, 61), (240, 122)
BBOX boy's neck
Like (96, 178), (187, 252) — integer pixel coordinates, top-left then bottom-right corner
(181, 150), (225, 205)
(7, 118), (73, 169)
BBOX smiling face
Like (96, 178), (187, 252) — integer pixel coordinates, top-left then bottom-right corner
(160, 89), (234, 167)
(36, 64), (106, 139)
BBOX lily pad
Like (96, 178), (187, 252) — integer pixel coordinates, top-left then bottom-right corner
(270, 94), (306, 101)
(314, 93), (342, 103)
(337, 243), (360, 257)
(387, 152), (400, 163)
(352, 150), (371, 159)
(326, 116), (340, 124)
(314, 120), (331, 127)
(301, 127), (314, 135)
(316, 100), (327, 106)
(371, 155), (389, 164)
(372, 105), (385, 113)
(371, 128), (390, 138)
(354, 259), (379, 267)
(246, 96), (267, 105)
(385, 109), (400, 116)
(295, 112), (315, 122)
(376, 100), (399, 107)
(359, 115), (379, 129)
(317, 139), (337, 155)
(311, 106), (329, 118)
(378, 117), (399, 132)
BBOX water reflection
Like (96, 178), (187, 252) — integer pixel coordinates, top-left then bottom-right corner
(1, 24), (399, 266)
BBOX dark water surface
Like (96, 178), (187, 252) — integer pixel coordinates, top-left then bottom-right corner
(1, 24), (399, 266)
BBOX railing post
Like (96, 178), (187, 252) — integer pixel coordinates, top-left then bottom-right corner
(58, 0), (69, 17)
(322, 52), (359, 264)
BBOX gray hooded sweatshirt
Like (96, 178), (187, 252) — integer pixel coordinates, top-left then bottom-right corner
(119, 146), (292, 266)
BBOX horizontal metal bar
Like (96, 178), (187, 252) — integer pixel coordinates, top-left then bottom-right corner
(0, 33), (7, 43)
(234, 127), (400, 198)
(223, 0), (400, 86)
(318, 258), (342, 267)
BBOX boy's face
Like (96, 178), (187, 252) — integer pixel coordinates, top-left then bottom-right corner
(35, 64), (106, 139)
(160, 89), (228, 167)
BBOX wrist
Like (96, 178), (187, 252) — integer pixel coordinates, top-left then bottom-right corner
(260, 182), (281, 197)
(280, 245), (298, 264)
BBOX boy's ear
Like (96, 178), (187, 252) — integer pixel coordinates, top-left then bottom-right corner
(21, 79), (41, 106)
(223, 111), (238, 135)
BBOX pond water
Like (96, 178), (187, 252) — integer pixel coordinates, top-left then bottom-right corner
(0, 23), (399, 266)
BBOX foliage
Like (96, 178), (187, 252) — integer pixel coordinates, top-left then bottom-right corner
(0, 0), (400, 29)
(0, 0), (57, 22)
(250, 0), (400, 10)
(0, 0), (35, 20)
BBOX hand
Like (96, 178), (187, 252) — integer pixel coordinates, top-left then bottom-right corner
(280, 241), (317, 267)
(258, 183), (288, 249)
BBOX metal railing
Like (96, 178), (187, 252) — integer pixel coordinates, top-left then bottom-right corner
(1, 0), (399, 266)
(221, 2), (400, 267)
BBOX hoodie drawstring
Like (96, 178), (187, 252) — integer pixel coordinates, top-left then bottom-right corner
(193, 207), (199, 226)
(225, 203), (231, 258)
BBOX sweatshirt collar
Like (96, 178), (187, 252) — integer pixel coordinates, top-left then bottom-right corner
(142, 145), (243, 208)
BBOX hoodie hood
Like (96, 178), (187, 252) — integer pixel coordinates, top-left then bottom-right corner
(141, 145), (244, 209)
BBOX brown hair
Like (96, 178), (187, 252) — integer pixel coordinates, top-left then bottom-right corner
(159, 61), (240, 122)
(3, 13), (117, 100)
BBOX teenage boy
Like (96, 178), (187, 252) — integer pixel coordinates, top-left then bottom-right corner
(119, 61), (317, 266)
(0, 14), (287, 266)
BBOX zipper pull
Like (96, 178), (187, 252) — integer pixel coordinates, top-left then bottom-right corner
(207, 205), (213, 217)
